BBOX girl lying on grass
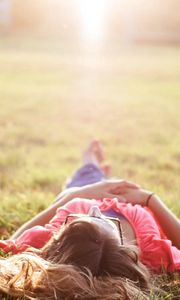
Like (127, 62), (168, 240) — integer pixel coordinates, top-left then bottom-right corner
(0, 140), (179, 299)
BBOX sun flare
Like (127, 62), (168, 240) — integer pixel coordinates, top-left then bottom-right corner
(79, 0), (108, 42)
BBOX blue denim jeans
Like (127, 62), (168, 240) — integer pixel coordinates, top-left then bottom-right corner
(65, 163), (105, 188)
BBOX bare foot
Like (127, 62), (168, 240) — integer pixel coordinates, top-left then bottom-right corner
(100, 163), (112, 177)
(83, 140), (104, 166)
(83, 140), (112, 177)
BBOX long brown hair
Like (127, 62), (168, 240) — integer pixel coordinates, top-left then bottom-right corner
(43, 220), (150, 289)
(0, 220), (150, 299)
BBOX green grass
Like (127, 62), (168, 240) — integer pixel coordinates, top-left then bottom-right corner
(0, 36), (180, 298)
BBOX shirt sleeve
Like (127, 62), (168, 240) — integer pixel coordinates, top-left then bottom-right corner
(0, 198), (99, 254)
(0, 239), (30, 254)
(46, 198), (99, 230)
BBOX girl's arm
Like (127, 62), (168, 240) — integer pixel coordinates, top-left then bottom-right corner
(148, 194), (180, 249)
(11, 180), (139, 240)
(11, 189), (80, 239)
(122, 189), (180, 249)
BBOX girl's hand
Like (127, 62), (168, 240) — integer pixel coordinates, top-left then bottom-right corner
(120, 188), (153, 206)
(74, 179), (140, 202)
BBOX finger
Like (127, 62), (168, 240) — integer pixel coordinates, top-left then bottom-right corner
(108, 180), (140, 189)
(123, 181), (140, 189)
(105, 193), (127, 203)
(109, 185), (137, 195)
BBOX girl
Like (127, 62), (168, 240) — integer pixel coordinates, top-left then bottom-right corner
(0, 141), (179, 299)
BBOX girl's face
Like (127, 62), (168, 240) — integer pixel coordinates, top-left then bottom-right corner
(88, 206), (120, 236)
(66, 206), (122, 242)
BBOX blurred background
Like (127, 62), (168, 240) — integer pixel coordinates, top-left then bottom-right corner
(0, 0), (180, 235)
(1, 0), (180, 43)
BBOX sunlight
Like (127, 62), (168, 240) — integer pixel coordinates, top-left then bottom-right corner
(79, 0), (108, 42)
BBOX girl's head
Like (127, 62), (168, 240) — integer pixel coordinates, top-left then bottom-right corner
(0, 207), (150, 299)
(42, 208), (150, 290)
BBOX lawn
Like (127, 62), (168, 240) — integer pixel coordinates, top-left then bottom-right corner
(0, 35), (180, 298)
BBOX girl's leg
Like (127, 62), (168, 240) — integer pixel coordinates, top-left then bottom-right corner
(53, 140), (111, 203)
(65, 163), (105, 188)
(65, 140), (111, 188)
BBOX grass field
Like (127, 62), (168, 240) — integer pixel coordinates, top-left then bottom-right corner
(0, 35), (180, 298)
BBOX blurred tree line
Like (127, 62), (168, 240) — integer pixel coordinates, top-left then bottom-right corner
(7, 0), (180, 43)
